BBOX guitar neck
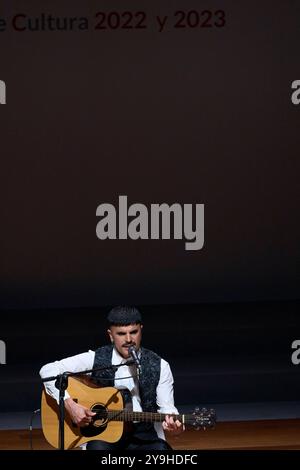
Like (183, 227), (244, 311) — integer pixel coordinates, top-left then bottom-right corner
(106, 410), (184, 423)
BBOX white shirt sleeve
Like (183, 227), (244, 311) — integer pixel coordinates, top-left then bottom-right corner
(39, 350), (95, 404)
(156, 358), (178, 414)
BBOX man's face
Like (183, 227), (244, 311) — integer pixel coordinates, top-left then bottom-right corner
(107, 323), (143, 359)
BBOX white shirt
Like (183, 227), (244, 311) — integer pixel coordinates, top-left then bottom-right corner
(40, 348), (178, 439)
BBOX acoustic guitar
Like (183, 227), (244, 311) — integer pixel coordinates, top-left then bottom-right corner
(41, 376), (216, 449)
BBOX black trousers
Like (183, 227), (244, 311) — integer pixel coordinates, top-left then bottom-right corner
(86, 436), (173, 451)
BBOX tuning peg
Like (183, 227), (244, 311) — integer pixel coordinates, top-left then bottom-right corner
(192, 421), (201, 431)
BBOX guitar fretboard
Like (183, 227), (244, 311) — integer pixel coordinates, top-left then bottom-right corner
(103, 410), (185, 423)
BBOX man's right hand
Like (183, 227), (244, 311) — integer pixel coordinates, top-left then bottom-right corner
(64, 398), (96, 427)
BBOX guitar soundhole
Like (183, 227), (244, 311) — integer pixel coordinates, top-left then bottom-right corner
(80, 403), (108, 437)
(91, 404), (108, 428)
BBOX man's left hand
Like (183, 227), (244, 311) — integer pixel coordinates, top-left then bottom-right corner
(162, 415), (185, 435)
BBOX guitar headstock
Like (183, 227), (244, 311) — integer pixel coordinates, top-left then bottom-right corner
(185, 407), (216, 430)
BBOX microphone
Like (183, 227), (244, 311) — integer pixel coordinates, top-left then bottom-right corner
(128, 345), (141, 371)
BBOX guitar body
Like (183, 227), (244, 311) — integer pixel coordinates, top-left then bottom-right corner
(41, 377), (131, 449)
(42, 375), (216, 449)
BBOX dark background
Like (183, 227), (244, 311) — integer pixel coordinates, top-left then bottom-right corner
(0, 0), (299, 413)
(1, 301), (300, 412)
